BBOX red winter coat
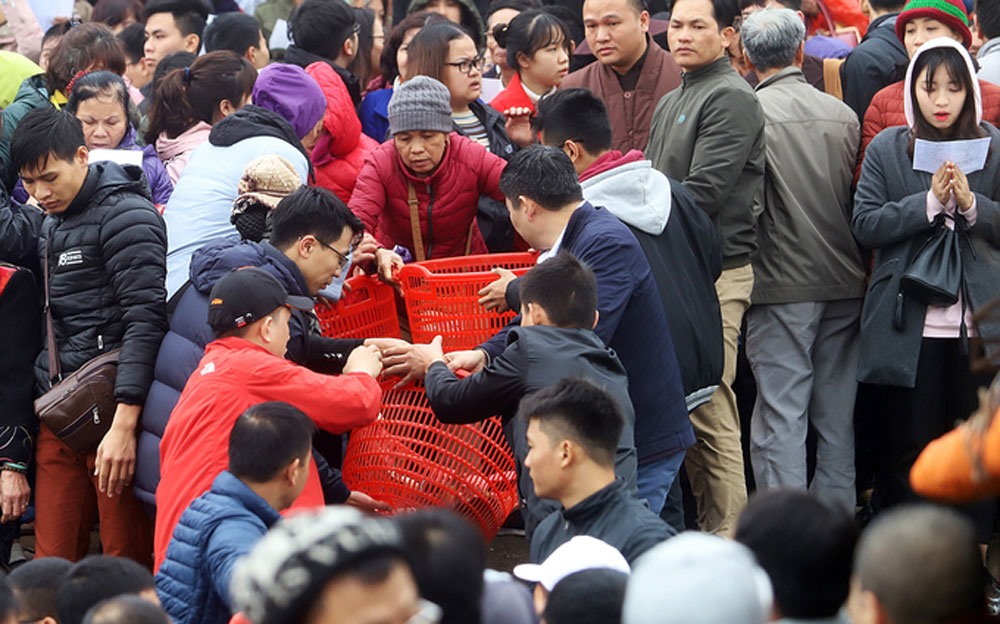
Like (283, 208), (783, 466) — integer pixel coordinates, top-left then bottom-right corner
(349, 133), (506, 259)
(490, 73), (537, 116)
(857, 78), (1000, 181)
(305, 61), (379, 202)
(153, 337), (381, 570)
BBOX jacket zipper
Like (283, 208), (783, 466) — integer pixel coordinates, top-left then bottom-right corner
(426, 183), (435, 259)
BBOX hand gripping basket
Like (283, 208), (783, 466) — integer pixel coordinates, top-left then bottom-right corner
(342, 380), (519, 539)
(398, 252), (538, 351)
(315, 275), (400, 340)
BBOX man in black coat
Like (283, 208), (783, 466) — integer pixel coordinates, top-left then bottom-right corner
(11, 108), (167, 565)
(840, 0), (908, 120)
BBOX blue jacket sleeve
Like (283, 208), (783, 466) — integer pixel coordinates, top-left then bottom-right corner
(206, 519), (263, 609)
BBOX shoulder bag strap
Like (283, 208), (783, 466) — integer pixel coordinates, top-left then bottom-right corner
(43, 238), (61, 383)
(407, 182), (426, 262)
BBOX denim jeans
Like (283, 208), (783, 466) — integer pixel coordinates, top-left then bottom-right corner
(636, 449), (687, 515)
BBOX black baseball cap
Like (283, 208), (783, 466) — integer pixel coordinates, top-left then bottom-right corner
(208, 267), (314, 334)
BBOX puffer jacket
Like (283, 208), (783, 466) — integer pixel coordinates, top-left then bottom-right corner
(349, 133), (505, 259)
(0, 263), (41, 468)
(305, 61), (378, 203)
(135, 238), (362, 508)
(858, 78), (1000, 181)
(163, 106), (310, 297)
(119, 126), (174, 206)
(360, 87), (392, 142)
(156, 471), (281, 624)
(36, 162), (167, 404)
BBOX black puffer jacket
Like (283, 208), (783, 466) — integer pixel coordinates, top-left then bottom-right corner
(36, 163), (167, 405)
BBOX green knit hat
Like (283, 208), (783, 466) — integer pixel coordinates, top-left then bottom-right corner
(895, 0), (972, 48)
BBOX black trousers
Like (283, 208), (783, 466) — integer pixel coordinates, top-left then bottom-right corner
(872, 338), (997, 540)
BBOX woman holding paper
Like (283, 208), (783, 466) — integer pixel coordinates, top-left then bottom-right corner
(66, 70), (173, 206)
(853, 37), (1000, 535)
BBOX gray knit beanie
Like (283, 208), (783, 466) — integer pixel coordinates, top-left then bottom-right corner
(388, 75), (454, 136)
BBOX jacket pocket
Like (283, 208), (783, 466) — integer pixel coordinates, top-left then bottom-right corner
(861, 258), (901, 335)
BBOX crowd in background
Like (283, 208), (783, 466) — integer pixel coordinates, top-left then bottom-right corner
(2, 0), (1000, 620)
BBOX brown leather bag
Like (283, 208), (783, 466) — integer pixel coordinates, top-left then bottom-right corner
(33, 241), (118, 455)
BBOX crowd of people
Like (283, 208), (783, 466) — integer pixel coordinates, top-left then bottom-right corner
(2, 0), (1000, 619)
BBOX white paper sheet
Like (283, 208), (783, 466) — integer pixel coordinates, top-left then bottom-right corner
(26, 0), (73, 31)
(269, 19), (291, 51)
(88, 149), (143, 167)
(913, 137), (992, 174)
(480, 78), (503, 104)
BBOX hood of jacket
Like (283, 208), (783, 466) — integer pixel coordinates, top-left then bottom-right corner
(209, 104), (312, 178)
(306, 61), (370, 160)
(155, 122), (212, 161)
(64, 161), (152, 217)
(189, 238), (305, 297)
(904, 37), (982, 128)
(579, 150), (672, 235)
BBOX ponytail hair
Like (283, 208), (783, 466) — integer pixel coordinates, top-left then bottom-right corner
(144, 50), (256, 145)
(494, 8), (572, 71)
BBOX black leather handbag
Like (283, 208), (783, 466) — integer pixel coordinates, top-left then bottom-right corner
(33, 241), (118, 455)
(900, 213), (964, 307)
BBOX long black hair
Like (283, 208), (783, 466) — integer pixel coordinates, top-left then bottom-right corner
(909, 47), (986, 147)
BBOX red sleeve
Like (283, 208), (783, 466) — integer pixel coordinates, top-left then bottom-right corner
(267, 360), (382, 433)
(856, 88), (889, 182)
(478, 147), (507, 202)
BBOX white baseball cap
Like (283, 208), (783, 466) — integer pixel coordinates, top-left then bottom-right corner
(513, 536), (631, 591)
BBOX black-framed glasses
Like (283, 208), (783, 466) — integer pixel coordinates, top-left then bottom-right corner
(316, 238), (352, 267)
(445, 55), (485, 75)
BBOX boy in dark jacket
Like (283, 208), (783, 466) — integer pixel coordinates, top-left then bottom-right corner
(12, 108), (167, 566)
(156, 402), (315, 624)
(522, 378), (675, 564)
(413, 252), (638, 536)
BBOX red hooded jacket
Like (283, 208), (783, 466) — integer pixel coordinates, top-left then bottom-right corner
(857, 78), (1000, 180)
(305, 62), (379, 202)
(349, 133), (506, 259)
(153, 337), (381, 570)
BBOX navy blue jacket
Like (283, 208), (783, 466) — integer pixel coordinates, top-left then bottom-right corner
(156, 471), (281, 624)
(135, 239), (361, 507)
(481, 202), (694, 463)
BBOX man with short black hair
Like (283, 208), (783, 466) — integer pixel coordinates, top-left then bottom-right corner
(734, 490), (858, 623)
(8, 558), (73, 624)
(839, 0), (907, 119)
(413, 252), (639, 535)
(203, 13), (271, 70)
(57, 556), (159, 624)
(142, 0), (211, 75)
(560, 0), (681, 152)
(523, 377), (675, 564)
(848, 505), (986, 624)
(12, 108), (166, 565)
(976, 0), (1000, 83)
(457, 146), (693, 517)
(157, 402), (317, 624)
(154, 268), (384, 569)
(285, 0), (363, 107)
(645, 0), (764, 536)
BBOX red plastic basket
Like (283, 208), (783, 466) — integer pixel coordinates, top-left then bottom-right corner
(342, 381), (519, 540)
(398, 252), (538, 351)
(316, 275), (400, 340)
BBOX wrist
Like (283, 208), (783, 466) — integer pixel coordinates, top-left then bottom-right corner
(111, 403), (141, 430)
(1, 463), (27, 475)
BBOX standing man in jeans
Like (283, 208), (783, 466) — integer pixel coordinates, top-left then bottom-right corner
(645, 0), (764, 535)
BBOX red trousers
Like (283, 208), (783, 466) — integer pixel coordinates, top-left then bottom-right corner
(34, 424), (153, 567)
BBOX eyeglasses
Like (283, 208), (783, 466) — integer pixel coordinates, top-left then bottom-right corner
(316, 238), (352, 268)
(445, 55), (485, 75)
